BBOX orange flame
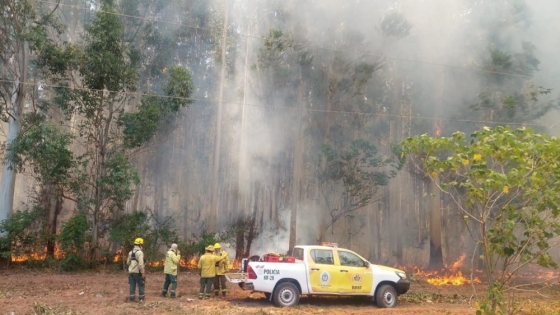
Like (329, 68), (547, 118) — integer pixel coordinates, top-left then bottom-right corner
(228, 259), (241, 270)
(113, 250), (122, 263)
(188, 256), (198, 269)
(148, 259), (164, 267)
(179, 256), (198, 269)
(398, 254), (481, 286)
(10, 245), (63, 262)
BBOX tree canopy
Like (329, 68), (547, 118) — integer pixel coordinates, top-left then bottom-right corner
(402, 125), (560, 312)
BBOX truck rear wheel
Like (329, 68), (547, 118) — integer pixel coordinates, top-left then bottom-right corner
(273, 282), (300, 307)
(376, 284), (398, 308)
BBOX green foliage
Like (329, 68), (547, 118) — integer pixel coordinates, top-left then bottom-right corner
(109, 210), (181, 263)
(120, 96), (162, 148)
(82, 0), (136, 91)
(120, 66), (194, 148)
(58, 213), (89, 271)
(109, 211), (150, 250)
(402, 126), (560, 312)
(5, 122), (74, 185)
(475, 282), (507, 315)
(162, 66), (195, 111)
(186, 232), (228, 257)
(0, 207), (47, 261)
(97, 152), (139, 211)
(319, 139), (402, 231)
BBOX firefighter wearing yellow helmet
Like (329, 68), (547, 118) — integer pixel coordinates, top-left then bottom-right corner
(197, 245), (226, 299)
(213, 243), (230, 297)
(127, 237), (145, 303)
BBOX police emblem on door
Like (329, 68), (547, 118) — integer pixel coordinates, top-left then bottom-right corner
(352, 273), (362, 283)
(320, 271), (330, 284)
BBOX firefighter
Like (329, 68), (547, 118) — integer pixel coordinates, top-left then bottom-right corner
(213, 243), (229, 297)
(127, 237), (145, 303)
(197, 245), (226, 299)
(161, 243), (181, 298)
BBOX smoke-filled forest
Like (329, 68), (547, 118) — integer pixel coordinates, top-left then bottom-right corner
(2, 0), (560, 314)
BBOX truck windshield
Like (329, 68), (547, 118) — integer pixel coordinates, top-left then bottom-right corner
(310, 249), (334, 265)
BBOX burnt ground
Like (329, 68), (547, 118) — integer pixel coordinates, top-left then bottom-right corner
(0, 269), (559, 315)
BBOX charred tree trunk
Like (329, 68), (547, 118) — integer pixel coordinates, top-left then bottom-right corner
(47, 192), (63, 257)
(427, 170), (444, 270)
(235, 227), (245, 259)
(244, 214), (257, 257)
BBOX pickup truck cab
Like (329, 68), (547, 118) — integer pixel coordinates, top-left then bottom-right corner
(226, 243), (410, 308)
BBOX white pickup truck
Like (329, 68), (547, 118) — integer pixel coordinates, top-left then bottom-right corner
(226, 244), (410, 308)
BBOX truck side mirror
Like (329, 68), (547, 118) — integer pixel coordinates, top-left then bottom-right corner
(363, 261), (369, 268)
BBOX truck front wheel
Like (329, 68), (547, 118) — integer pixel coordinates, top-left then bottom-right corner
(376, 284), (398, 308)
(273, 282), (300, 307)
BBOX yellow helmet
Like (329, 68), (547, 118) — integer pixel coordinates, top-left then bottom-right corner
(134, 238), (144, 245)
(205, 245), (215, 252)
(214, 243), (221, 249)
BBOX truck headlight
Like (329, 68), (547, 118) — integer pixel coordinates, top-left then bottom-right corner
(396, 271), (407, 280)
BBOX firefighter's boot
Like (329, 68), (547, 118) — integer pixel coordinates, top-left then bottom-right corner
(222, 291), (226, 297)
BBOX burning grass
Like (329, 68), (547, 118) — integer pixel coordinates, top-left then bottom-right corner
(398, 254), (482, 286)
(10, 245), (64, 262)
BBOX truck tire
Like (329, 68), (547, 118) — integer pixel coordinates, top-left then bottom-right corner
(376, 284), (398, 308)
(273, 282), (300, 307)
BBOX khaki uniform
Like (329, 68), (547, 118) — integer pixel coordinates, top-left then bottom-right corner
(214, 251), (229, 295)
(162, 249), (181, 297)
(127, 246), (145, 302)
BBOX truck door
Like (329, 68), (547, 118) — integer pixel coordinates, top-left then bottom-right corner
(307, 249), (339, 293)
(336, 250), (373, 294)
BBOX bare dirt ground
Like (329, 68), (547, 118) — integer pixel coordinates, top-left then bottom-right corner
(1, 269), (559, 315)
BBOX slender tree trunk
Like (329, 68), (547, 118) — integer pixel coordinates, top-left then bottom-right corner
(0, 42), (28, 232)
(428, 175), (444, 269)
(289, 79), (305, 251)
(47, 190), (63, 257)
(209, 0), (229, 232)
(427, 66), (446, 270)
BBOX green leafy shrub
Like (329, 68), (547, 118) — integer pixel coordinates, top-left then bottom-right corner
(57, 213), (89, 271)
(0, 207), (48, 264)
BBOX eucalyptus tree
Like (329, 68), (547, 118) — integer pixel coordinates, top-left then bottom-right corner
(5, 123), (74, 256)
(0, 0), (63, 234)
(41, 0), (194, 259)
(456, 0), (556, 128)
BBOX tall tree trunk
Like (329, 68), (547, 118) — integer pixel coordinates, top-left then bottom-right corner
(209, 0), (229, 232)
(428, 175), (444, 269)
(0, 42), (28, 232)
(427, 66), (446, 270)
(289, 79), (305, 251)
(47, 189), (63, 257)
